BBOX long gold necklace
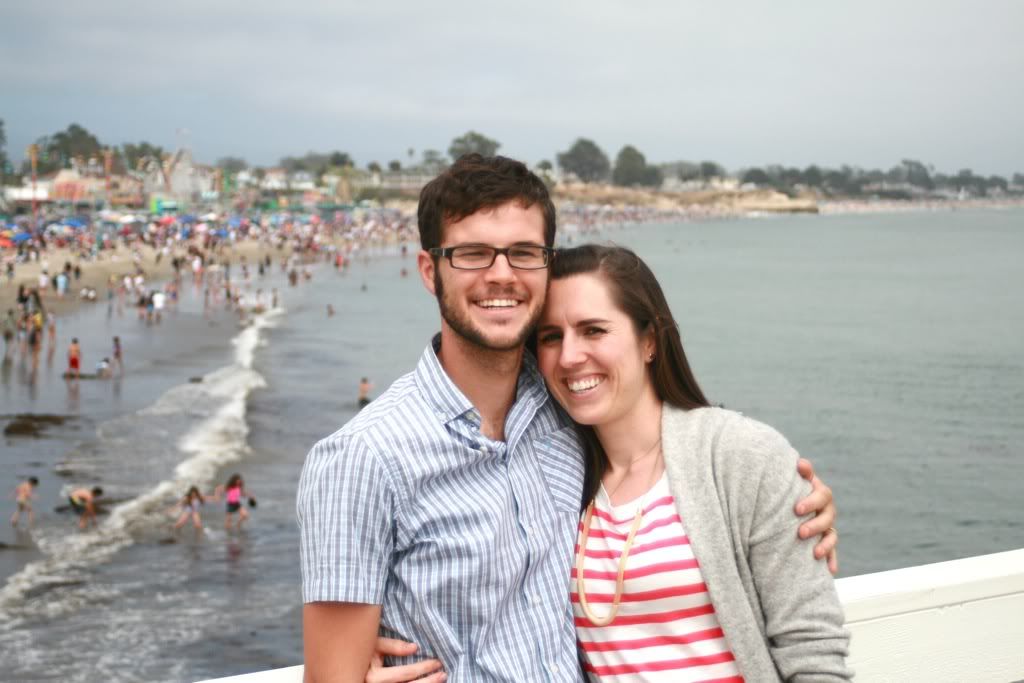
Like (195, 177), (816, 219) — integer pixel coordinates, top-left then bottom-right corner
(575, 440), (662, 627)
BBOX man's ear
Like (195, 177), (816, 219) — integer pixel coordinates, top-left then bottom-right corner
(417, 250), (437, 295)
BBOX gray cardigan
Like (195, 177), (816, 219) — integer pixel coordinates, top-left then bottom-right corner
(661, 405), (852, 681)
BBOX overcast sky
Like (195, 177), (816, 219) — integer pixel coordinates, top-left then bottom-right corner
(2, 1), (1022, 175)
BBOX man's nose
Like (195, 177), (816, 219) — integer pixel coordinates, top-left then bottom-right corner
(483, 252), (516, 281)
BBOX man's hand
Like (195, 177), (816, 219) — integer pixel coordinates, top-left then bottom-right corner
(366, 638), (446, 683)
(795, 457), (839, 575)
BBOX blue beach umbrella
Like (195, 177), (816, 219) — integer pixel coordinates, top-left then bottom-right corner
(62, 217), (87, 228)
(228, 216), (242, 227)
(214, 228), (229, 237)
(13, 232), (32, 243)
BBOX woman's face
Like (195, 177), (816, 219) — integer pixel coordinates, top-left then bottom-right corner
(537, 273), (655, 429)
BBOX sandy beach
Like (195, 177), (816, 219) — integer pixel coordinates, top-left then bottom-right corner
(1, 240), (280, 319)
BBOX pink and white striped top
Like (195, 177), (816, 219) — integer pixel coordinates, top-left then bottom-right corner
(571, 474), (743, 683)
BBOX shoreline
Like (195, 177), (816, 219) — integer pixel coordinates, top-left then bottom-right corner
(5, 196), (1021, 322)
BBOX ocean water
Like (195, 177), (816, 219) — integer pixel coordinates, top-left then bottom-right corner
(1, 208), (1022, 681)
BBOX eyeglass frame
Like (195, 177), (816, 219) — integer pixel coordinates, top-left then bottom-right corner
(427, 244), (556, 270)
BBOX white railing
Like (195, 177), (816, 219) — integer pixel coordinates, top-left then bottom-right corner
(200, 547), (1024, 683)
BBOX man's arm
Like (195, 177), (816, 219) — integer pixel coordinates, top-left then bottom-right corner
(794, 457), (839, 574)
(304, 602), (382, 683)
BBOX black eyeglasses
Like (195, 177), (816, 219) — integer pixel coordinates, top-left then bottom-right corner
(429, 244), (555, 270)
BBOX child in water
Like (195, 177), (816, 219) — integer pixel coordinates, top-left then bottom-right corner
(69, 486), (103, 529)
(10, 477), (39, 528)
(171, 486), (211, 532)
(215, 474), (255, 531)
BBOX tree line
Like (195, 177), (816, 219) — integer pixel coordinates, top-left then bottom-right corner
(2, 120), (1021, 198)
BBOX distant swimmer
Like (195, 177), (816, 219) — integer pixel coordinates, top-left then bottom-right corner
(216, 474), (255, 531)
(10, 477), (39, 528)
(400, 267), (408, 278)
(112, 336), (123, 374)
(69, 486), (103, 529)
(358, 377), (373, 408)
(67, 338), (81, 380)
(326, 304), (335, 318)
(171, 486), (212, 532)
(95, 357), (112, 379)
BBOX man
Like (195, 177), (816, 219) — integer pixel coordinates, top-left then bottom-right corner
(297, 155), (838, 682)
(69, 486), (103, 529)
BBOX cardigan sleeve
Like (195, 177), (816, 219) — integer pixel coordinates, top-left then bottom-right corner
(729, 417), (853, 682)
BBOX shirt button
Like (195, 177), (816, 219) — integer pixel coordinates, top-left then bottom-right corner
(532, 594), (542, 605)
(549, 664), (559, 674)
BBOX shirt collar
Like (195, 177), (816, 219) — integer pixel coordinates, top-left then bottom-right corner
(414, 333), (549, 426)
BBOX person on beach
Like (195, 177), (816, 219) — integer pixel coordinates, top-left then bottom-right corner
(10, 477), (39, 528)
(2, 309), (14, 361)
(67, 337), (81, 379)
(357, 377), (372, 408)
(217, 474), (254, 531)
(297, 155), (841, 681)
(69, 486), (103, 529)
(46, 311), (56, 348)
(171, 486), (211, 532)
(112, 336), (123, 374)
(537, 245), (849, 680)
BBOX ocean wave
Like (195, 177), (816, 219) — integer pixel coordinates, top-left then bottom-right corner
(0, 311), (281, 623)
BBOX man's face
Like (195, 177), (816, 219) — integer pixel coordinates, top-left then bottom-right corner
(418, 202), (549, 352)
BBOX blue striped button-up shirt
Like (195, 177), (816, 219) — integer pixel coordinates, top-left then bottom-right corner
(298, 336), (585, 682)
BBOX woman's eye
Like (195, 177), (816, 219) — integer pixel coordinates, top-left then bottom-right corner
(538, 333), (562, 344)
(584, 327), (606, 336)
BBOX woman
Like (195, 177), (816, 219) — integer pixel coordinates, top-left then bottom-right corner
(535, 245), (850, 681)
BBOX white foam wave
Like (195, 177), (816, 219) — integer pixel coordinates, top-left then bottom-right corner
(0, 311), (280, 619)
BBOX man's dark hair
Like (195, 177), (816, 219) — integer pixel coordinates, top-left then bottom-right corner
(28, 477), (39, 486)
(417, 154), (556, 251)
(92, 486), (104, 497)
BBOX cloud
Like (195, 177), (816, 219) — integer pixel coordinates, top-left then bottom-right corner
(2, 0), (1022, 174)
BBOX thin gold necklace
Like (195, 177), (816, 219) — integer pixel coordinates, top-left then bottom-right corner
(576, 440), (662, 627)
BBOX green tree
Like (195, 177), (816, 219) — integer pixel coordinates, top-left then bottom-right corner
(368, 161), (382, 174)
(421, 149), (447, 173)
(742, 168), (771, 186)
(557, 138), (610, 182)
(1012, 173), (1024, 188)
(23, 123), (104, 175)
(448, 131), (501, 161)
(329, 151), (353, 168)
(121, 141), (166, 171)
(900, 159), (933, 189)
(388, 160), (402, 173)
(612, 145), (661, 187)
(802, 165), (823, 187)
(217, 156), (248, 174)
(699, 161), (723, 180)
(537, 159), (553, 171)
(676, 163), (701, 182)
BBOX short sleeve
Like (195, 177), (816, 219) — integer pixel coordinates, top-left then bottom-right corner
(297, 432), (396, 604)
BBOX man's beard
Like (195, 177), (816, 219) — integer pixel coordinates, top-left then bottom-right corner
(434, 271), (540, 352)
